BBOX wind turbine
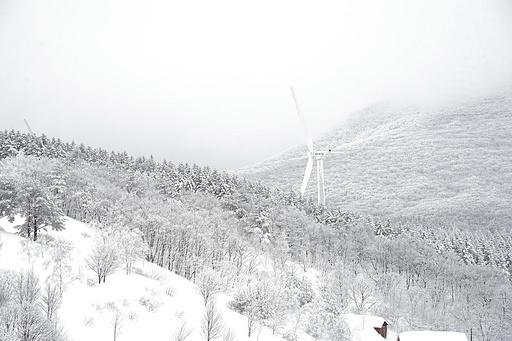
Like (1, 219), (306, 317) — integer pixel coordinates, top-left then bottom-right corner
(24, 118), (46, 151)
(24, 119), (35, 135)
(291, 87), (340, 206)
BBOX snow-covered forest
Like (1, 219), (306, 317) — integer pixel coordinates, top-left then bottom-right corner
(1, 130), (511, 341)
(238, 93), (512, 233)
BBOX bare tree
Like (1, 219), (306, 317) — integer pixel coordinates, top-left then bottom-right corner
(196, 269), (221, 306)
(45, 238), (73, 296)
(327, 317), (351, 341)
(111, 308), (124, 341)
(201, 300), (224, 341)
(346, 275), (377, 314)
(86, 236), (119, 284)
(0, 270), (14, 307)
(14, 303), (54, 341)
(171, 321), (193, 341)
(40, 283), (62, 321)
(222, 328), (237, 341)
(13, 270), (40, 306)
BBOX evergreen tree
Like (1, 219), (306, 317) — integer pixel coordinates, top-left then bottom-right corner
(1, 154), (65, 241)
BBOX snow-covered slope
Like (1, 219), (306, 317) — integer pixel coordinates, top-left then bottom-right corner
(0, 217), (471, 341)
(0, 217), (287, 341)
(236, 92), (512, 230)
(398, 330), (468, 341)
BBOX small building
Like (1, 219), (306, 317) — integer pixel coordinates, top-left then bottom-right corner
(374, 321), (388, 338)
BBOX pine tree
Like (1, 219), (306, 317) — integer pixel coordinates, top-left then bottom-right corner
(1, 154), (65, 241)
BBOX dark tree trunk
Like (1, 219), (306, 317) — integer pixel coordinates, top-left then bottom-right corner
(33, 218), (38, 241)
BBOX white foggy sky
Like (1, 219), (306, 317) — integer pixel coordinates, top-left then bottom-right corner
(1, 0), (512, 170)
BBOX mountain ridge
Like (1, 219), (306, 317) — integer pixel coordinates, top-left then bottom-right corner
(236, 92), (512, 231)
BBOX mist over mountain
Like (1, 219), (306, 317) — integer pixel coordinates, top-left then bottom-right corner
(236, 91), (512, 231)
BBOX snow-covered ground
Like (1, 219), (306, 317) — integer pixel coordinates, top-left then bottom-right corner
(0, 216), (470, 341)
(0, 217), (287, 341)
(398, 330), (468, 341)
(345, 314), (396, 341)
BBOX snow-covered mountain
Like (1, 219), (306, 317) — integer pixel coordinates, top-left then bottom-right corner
(0, 130), (492, 341)
(236, 92), (512, 231)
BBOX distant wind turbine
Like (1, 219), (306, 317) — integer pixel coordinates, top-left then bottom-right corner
(24, 118), (46, 151)
(291, 87), (341, 206)
(24, 119), (35, 135)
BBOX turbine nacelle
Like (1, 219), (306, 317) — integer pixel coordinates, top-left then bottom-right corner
(311, 150), (329, 158)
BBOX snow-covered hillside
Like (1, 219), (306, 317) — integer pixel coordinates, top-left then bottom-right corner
(0, 217), (289, 341)
(0, 217), (473, 341)
(398, 331), (468, 341)
(236, 92), (512, 231)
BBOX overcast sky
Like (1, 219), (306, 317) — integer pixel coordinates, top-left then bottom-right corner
(1, 0), (512, 170)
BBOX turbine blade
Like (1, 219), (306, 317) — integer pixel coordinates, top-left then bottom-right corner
(300, 156), (314, 197)
(290, 87), (314, 153)
(24, 119), (34, 135)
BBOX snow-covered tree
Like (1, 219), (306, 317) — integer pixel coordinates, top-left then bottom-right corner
(229, 279), (281, 337)
(13, 270), (40, 306)
(346, 274), (377, 314)
(86, 234), (120, 284)
(45, 238), (74, 296)
(196, 269), (222, 306)
(114, 228), (146, 275)
(1, 154), (65, 241)
(40, 283), (62, 321)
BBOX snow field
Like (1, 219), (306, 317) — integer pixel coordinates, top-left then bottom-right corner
(0, 217), (288, 341)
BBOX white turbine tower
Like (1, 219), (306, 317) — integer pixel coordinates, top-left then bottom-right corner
(291, 87), (340, 206)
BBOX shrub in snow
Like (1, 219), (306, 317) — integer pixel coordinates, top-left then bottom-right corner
(127, 310), (138, 321)
(83, 316), (95, 327)
(175, 309), (185, 319)
(138, 296), (161, 313)
(222, 328), (238, 341)
(164, 284), (177, 297)
(171, 321), (193, 341)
